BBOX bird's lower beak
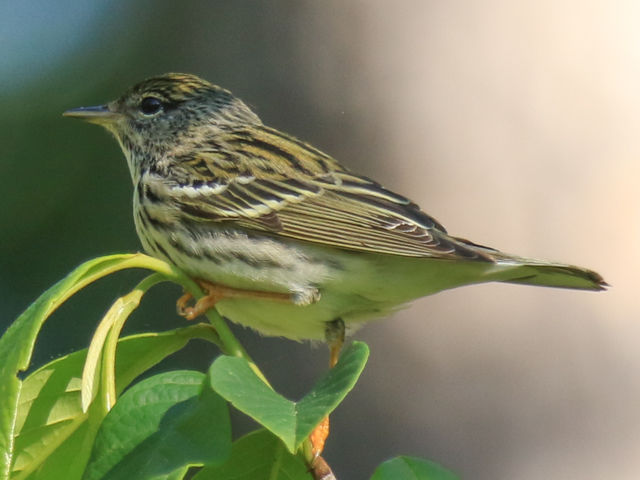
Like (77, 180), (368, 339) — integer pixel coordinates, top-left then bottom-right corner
(63, 105), (120, 125)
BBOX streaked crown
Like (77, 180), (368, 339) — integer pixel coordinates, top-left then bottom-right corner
(122, 73), (242, 113)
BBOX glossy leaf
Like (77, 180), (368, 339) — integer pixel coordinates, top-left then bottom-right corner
(209, 341), (369, 452)
(10, 326), (216, 480)
(82, 370), (231, 480)
(82, 274), (166, 412)
(0, 253), (187, 480)
(193, 429), (310, 480)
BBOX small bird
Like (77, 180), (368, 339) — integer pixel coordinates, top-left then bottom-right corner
(64, 73), (606, 349)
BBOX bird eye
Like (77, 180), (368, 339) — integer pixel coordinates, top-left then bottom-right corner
(139, 97), (163, 115)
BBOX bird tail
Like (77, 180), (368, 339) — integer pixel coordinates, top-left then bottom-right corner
(489, 252), (608, 291)
(451, 237), (608, 291)
(499, 261), (607, 291)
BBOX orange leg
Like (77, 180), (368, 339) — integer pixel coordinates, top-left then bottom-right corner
(177, 280), (292, 320)
(310, 319), (345, 464)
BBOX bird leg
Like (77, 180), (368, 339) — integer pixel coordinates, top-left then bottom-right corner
(177, 280), (292, 320)
(310, 318), (345, 464)
(327, 319), (345, 369)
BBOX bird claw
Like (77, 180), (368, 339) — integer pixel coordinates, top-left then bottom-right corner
(177, 287), (223, 320)
(176, 292), (196, 319)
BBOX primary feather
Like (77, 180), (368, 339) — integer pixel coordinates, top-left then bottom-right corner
(146, 124), (489, 260)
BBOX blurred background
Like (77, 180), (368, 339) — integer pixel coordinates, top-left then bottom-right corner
(1, 1), (637, 478)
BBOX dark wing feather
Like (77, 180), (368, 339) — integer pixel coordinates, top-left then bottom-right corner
(152, 126), (491, 260)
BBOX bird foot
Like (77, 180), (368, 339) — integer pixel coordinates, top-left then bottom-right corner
(177, 280), (293, 320)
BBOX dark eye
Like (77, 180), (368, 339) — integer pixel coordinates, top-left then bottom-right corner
(140, 97), (163, 115)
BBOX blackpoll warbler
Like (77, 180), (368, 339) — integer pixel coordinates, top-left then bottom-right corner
(64, 73), (606, 344)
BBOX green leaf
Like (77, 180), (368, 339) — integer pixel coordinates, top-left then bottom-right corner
(209, 341), (369, 452)
(0, 253), (182, 480)
(10, 326), (215, 480)
(82, 370), (231, 480)
(370, 456), (459, 480)
(193, 429), (310, 480)
(161, 466), (189, 480)
(82, 274), (167, 413)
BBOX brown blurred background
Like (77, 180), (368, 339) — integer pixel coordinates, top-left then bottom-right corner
(1, 1), (636, 478)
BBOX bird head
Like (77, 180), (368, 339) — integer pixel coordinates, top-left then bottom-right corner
(63, 73), (260, 177)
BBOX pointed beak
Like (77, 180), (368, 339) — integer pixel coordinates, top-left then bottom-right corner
(63, 105), (120, 125)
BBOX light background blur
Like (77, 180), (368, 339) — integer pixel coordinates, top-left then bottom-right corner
(1, 1), (637, 478)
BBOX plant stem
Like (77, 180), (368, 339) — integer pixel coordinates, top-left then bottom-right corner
(135, 254), (273, 388)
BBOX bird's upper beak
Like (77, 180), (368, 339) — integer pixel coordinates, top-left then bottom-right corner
(63, 104), (120, 125)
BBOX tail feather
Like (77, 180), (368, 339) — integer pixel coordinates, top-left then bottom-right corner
(501, 263), (607, 291)
(452, 236), (607, 291)
(491, 252), (608, 291)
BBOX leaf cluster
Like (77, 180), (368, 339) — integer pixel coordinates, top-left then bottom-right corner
(0, 254), (457, 479)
